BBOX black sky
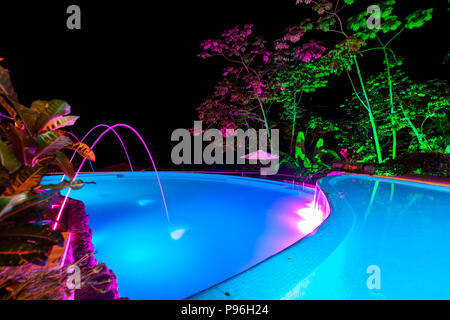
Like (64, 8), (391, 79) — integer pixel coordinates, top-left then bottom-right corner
(1, 0), (448, 169)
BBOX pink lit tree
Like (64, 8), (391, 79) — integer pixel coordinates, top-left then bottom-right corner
(197, 24), (330, 151)
(198, 24), (278, 145)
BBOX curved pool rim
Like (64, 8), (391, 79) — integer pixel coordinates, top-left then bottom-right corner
(188, 174), (345, 300)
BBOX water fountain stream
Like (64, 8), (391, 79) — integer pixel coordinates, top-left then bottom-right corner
(52, 123), (169, 230)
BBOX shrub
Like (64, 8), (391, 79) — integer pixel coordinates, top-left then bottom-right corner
(376, 152), (450, 177)
(0, 62), (95, 266)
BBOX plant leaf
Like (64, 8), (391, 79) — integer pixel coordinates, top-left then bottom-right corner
(67, 142), (96, 161)
(0, 193), (27, 218)
(4, 165), (47, 195)
(30, 100), (71, 134)
(14, 103), (39, 136)
(2, 124), (37, 166)
(0, 224), (64, 266)
(295, 131), (306, 160)
(0, 140), (22, 173)
(303, 156), (311, 168)
(0, 93), (17, 119)
(0, 65), (18, 100)
(41, 115), (79, 132)
(0, 239), (47, 266)
(0, 190), (59, 223)
(51, 151), (75, 180)
(313, 138), (324, 159)
(32, 131), (72, 165)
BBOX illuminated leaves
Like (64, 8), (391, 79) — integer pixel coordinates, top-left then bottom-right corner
(347, 0), (401, 40)
(30, 100), (71, 134)
(296, 40), (326, 62)
(341, 68), (449, 155)
(198, 24), (279, 132)
(0, 62), (85, 267)
(67, 142), (96, 161)
(283, 26), (305, 43)
(32, 131), (72, 165)
(296, 0), (333, 15)
(0, 64), (17, 101)
(0, 140), (21, 174)
(4, 165), (47, 196)
(41, 115), (79, 132)
(405, 8), (433, 29)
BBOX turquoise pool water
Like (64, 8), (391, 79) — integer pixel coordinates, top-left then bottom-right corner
(43, 173), (450, 299)
(189, 174), (450, 300)
(43, 172), (320, 299)
(309, 175), (450, 299)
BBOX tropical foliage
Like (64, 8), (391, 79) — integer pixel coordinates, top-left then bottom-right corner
(0, 62), (95, 266)
(279, 131), (339, 179)
(338, 69), (449, 161)
(196, 0), (448, 177)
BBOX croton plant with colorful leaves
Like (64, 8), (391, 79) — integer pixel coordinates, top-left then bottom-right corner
(0, 62), (95, 266)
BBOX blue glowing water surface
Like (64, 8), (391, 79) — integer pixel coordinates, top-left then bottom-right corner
(301, 175), (450, 299)
(43, 172), (315, 299)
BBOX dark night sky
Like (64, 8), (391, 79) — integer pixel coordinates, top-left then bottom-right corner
(1, 0), (448, 169)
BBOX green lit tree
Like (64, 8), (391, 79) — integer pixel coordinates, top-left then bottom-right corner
(339, 68), (449, 160)
(296, 0), (435, 163)
(269, 36), (331, 154)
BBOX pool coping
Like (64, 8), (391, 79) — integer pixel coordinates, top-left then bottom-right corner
(187, 175), (354, 300)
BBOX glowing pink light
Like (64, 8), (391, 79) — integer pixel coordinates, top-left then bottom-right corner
(53, 189), (71, 230)
(70, 124), (133, 173)
(327, 171), (343, 177)
(296, 201), (324, 236)
(240, 150), (279, 160)
(59, 232), (72, 269)
(64, 131), (95, 173)
(52, 124), (169, 230)
(63, 130), (81, 143)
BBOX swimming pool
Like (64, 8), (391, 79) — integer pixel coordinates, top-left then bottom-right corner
(43, 172), (325, 299)
(43, 172), (450, 299)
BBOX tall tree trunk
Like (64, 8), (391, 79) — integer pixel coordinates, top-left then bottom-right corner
(383, 48), (397, 160)
(354, 57), (383, 164)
